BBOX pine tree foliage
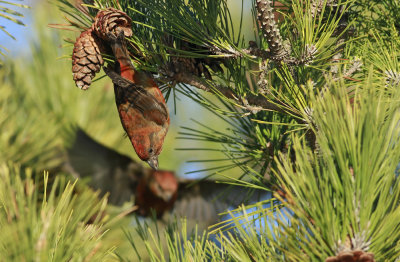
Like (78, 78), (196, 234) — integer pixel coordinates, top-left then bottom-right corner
(125, 76), (400, 260)
(0, 5), (138, 171)
(0, 77), (63, 170)
(123, 218), (216, 261)
(0, 163), (114, 261)
(271, 78), (400, 260)
(0, 6), (137, 259)
(49, 0), (400, 260)
(58, 0), (357, 180)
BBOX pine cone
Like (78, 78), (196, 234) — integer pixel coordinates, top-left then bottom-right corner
(92, 7), (132, 40)
(256, 0), (287, 61)
(325, 250), (375, 262)
(72, 29), (104, 90)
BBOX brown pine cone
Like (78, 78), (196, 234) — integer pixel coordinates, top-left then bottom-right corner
(72, 29), (104, 90)
(325, 250), (375, 262)
(92, 7), (132, 41)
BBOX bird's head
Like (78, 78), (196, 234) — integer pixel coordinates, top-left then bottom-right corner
(148, 170), (178, 202)
(131, 127), (167, 170)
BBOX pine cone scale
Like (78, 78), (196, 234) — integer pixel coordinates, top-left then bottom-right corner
(77, 57), (91, 66)
(72, 8), (132, 90)
(84, 46), (96, 55)
(92, 7), (132, 40)
(72, 64), (81, 72)
(73, 49), (86, 58)
(87, 64), (98, 71)
(325, 250), (375, 262)
(72, 29), (104, 90)
(87, 54), (99, 64)
(80, 67), (92, 74)
(73, 72), (85, 80)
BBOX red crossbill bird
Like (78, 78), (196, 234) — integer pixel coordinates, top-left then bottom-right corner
(135, 170), (178, 218)
(133, 170), (265, 223)
(64, 129), (265, 224)
(104, 31), (170, 170)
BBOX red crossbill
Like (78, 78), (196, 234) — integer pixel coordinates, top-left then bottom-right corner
(64, 129), (265, 223)
(104, 32), (170, 170)
(135, 170), (178, 217)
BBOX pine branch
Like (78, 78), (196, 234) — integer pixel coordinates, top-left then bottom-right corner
(163, 68), (295, 116)
(0, 163), (114, 261)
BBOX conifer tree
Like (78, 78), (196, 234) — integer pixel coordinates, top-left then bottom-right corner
(31, 0), (400, 260)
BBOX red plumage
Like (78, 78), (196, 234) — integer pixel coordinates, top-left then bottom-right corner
(105, 32), (170, 170)
(135, 170), (178, 217)
(65, 129), (264, 224)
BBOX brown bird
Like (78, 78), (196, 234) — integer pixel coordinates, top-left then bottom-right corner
(104, 31), (170, 170)
(63, 129), (265, 225)
(135, 170), (178, 218)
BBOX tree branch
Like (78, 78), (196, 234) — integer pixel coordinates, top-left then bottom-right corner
(164, 69), (294, 116)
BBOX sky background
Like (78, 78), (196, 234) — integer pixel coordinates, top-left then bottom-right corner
(0, 0), (34, 56)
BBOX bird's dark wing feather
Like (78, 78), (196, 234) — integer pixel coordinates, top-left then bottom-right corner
(103, 66), (134, 88)
(124, 87), (168, 125)
(62, 129), (266, 225)
(171, 179), (267, 225)
(105, 66), (168, 125)
(63, 128), (146, 205)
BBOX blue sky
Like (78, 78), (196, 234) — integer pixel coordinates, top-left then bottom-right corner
(0, 0), (34, 56)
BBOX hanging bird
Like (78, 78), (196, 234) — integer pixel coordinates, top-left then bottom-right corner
(104, 31), (170, 170)
(64, 129), (265, 225)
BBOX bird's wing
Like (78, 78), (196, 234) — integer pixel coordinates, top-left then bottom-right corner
(103, 66), (134, 88)
(64, 128), (146, 205)
(124, 87), (169, 126)
(105, 66), (168, 126)
(171, 179), (266, 225)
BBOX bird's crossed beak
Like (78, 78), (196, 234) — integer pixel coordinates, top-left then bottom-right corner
(147, 156), (159, 170)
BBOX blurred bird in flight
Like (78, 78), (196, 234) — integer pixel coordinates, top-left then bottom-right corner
(64, 129), (264, 225)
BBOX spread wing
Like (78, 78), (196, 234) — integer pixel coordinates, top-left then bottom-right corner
(62, 128), (267, 224)
(63, 128), (146, 205)
(171, 179), (267, 225)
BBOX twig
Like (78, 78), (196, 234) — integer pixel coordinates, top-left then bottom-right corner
(167, 69), (296, 117)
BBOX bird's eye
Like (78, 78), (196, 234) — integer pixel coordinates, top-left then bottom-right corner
(148, 148), (153, 153)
